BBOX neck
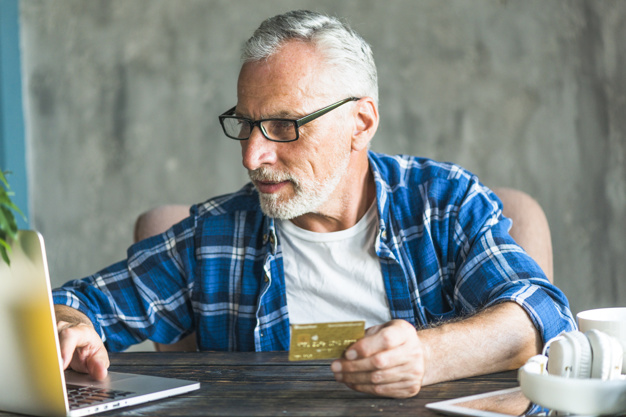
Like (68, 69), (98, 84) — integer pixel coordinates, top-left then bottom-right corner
(289, 150), (375, 233)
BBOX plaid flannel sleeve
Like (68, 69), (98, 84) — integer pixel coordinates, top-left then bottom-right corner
(52, 215), (198, 352)
(452, 182), (576, 344)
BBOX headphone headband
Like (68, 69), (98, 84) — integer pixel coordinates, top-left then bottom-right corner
(519, 329), (626, 415)
(519, 361), (626, 415)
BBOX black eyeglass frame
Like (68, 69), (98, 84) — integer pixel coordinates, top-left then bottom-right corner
(218, 97), (361, 143)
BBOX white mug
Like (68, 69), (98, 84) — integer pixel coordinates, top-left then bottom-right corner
(577, 307), (626, 371)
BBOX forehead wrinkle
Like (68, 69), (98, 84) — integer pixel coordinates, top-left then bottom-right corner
(235, 104), (305, 120)
(236, 42), (336, 120)
(237, 78), (314, 119)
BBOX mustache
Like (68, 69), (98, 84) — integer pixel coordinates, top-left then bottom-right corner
(248, 167), (295, 184)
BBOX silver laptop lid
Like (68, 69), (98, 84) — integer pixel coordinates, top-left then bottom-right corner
(1, 231), (201, 417)
(0, 230), (69, 416)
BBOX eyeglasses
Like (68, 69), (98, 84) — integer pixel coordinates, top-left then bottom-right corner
(218, 97), (360, 143)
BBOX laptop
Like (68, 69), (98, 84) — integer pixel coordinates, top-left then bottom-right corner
(0, 230), (200, 417)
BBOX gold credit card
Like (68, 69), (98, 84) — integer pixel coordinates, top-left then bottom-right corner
(288, 321), (365, 361)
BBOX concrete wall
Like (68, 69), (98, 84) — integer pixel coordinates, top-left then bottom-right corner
(20, 0), (625, 319)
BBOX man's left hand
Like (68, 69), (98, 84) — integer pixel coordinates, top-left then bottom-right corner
(330, 319), (426, 398)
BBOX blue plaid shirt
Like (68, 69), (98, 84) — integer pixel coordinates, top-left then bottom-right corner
(53, 151), (575, 352)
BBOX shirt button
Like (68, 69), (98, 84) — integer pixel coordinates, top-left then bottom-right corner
(269, 234), (275, 245)
(381, 230), (387, 239)
(264, 275), (269, 283)
(263, 234), (268, 243)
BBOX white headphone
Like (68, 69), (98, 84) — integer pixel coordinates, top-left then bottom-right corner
(518, 329), (626, 415)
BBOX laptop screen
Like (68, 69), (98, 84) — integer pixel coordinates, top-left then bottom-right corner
(0, 231), (201, 417)
(0, 230), (68, 416)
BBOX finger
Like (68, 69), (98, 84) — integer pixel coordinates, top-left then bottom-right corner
(70, 339), (109, 380)
(334, 360), (419, 385)
(85, 347), (110, 381)
(349, 345), (409, 372)
(70, 345), (110, 381)
(56, 321), (73, 369)
(58, 324), (109, 379)
(349, 320), (414, 359)
(58, 326), (82, 371)
(364, 324), (384, 337)
(335, 337), (417, 374)
(346, 378), (422, 398)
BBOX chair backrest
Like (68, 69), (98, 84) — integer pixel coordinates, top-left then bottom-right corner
(133, 188), (553, 351)
(134, 204), (197, 352)
(492, 187), (553, 283)
(133, 204), (192, 243)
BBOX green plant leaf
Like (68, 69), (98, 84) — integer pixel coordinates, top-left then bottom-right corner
(0, 239), (11, 266)
(0, 194), (25, 220)
(0, 248), (9, 265)
(0, 171), (9, 189)
(0, 205), (18, 237)
(0, 212), (14, 239)
(0, 170), (25, 265)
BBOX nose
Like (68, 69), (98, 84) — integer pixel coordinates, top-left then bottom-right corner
(241, 126), (278, 171)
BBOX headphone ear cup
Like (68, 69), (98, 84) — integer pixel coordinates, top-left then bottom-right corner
(608, 335), (624, 378)
(547, 331), (592, 378)
(586, 329), (612, 379)
(585, 329), (624, 380)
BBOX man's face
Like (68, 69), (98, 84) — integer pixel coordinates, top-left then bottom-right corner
(236, 42), (354, 220)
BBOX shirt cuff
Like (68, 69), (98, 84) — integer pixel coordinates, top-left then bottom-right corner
(52, 288), (106, 341)
(486, 280), (576, 344)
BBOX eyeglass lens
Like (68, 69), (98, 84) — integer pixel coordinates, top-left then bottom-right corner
(221, 118), (297, 142)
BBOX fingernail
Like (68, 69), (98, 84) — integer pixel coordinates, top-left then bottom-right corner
(331, 361), (342, 372)
(345, 349), (357, 360)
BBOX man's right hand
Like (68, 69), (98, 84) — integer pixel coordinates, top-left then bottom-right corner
(54, 305), (110, 380)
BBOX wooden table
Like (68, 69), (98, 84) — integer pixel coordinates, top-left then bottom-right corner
(89, 351), (519, 416)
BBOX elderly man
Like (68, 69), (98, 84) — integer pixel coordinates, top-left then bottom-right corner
(53, 10), (575, 398)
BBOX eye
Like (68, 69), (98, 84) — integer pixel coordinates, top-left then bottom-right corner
(272, 121), (293, 132)
(236, 120), (252, 137)
(223, 118), (251, 138)
(264, 120), (296, 141)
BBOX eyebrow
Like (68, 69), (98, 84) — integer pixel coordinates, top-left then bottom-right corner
(234, 108), (303, 120)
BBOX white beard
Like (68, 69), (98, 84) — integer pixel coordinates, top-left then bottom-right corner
(248, 150), (351, 220)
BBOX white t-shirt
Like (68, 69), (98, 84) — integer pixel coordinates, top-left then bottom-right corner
(276, 203), (391, 328)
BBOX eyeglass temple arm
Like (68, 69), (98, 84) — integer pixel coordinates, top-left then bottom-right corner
(220, 106), (237, 117)
(295, 97), (360, 127)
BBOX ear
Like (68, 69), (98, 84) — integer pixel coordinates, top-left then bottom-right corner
(351, 97), (379, 152)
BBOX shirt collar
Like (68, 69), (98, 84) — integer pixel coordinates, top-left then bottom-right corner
(367, 151), (392, 250)
(260, 151), (392, 253)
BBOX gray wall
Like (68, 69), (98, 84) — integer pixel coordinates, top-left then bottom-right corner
(20, 0), (625, 319)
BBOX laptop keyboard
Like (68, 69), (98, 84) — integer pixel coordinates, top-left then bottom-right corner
(66, 384), (134, 409)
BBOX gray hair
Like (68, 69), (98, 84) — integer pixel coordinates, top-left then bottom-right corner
(242, 10), (379, 106)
